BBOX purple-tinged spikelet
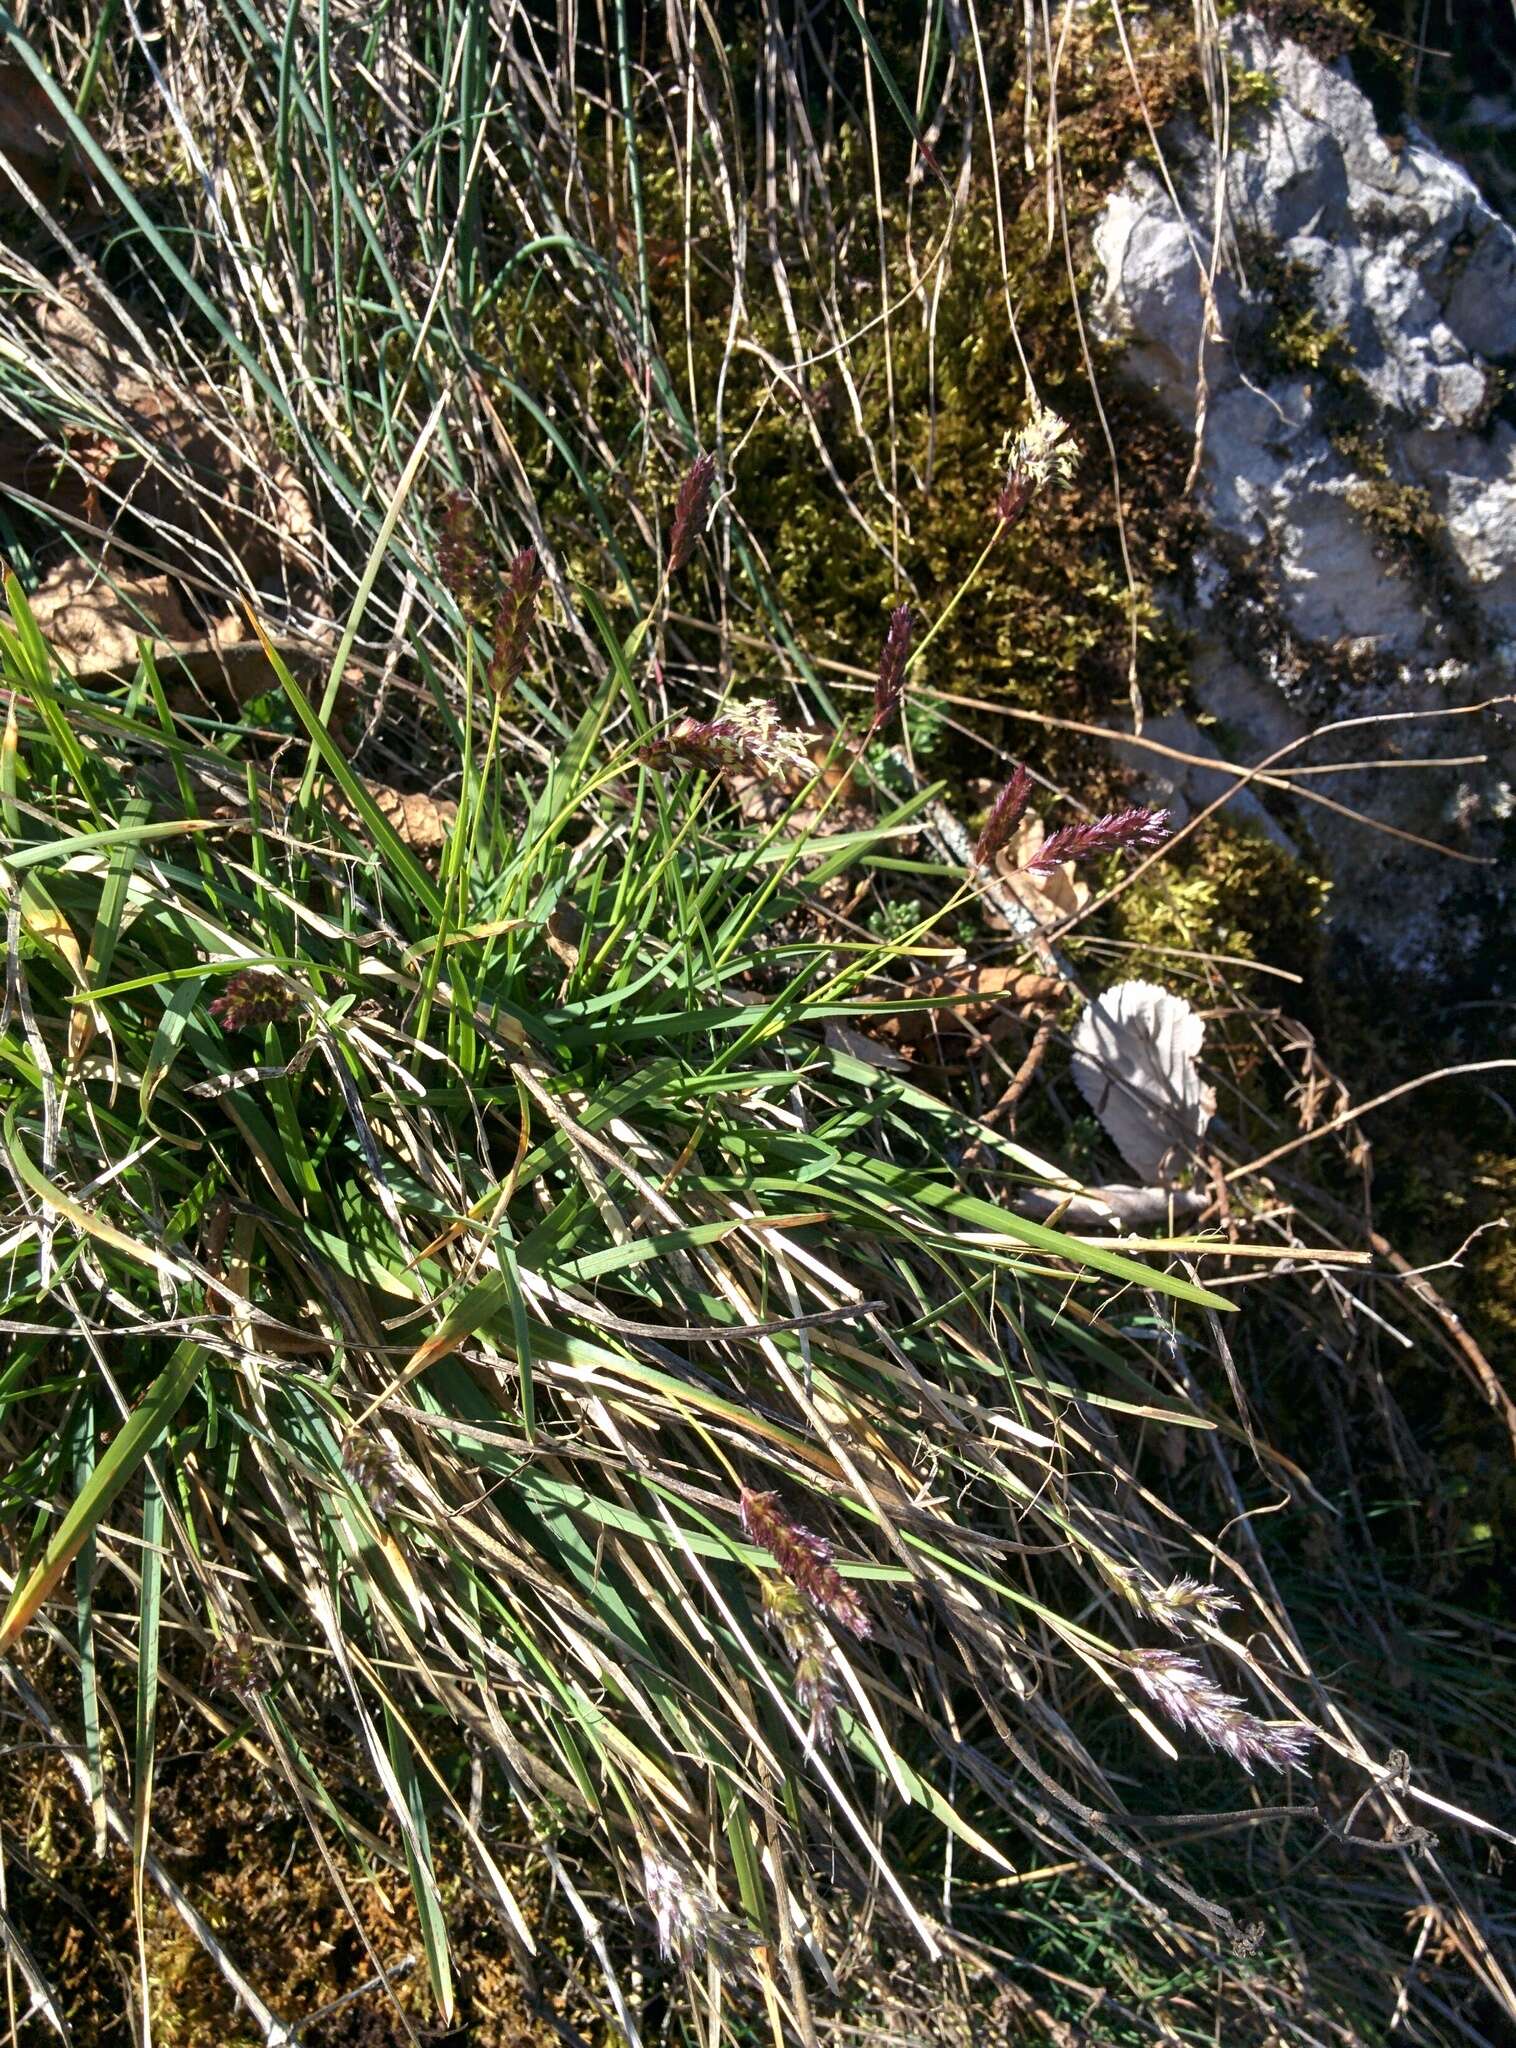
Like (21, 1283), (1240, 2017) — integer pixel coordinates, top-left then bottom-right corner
(761, 1576), (842, 1746)
(668, 452), (717, 573)
(488, 545), (546, 697)
(740, 1488), (870, 1638)
(1129, 1647), (1312, 1774)
(974, 765), (1034, 868)
(437, 490), (493, 623)
(1022, 805), (1171, 875)
(871, 604), (913, 736)
(207, 1630), (267, 1697)
(342, 1433), (403, 1521)
(209, 972), (300, 1033)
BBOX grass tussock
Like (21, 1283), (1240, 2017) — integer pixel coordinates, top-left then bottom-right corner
(0, 2), (1512, 2044)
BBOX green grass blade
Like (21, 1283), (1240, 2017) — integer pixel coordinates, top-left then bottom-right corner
(0, 1344), (205, 1654)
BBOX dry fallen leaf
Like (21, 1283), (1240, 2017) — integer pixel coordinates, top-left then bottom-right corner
(28, 557), (326, 710)
(204, 777), (456, 857)
(1070, 980), (1215, 1186)
(366, 786), (457, 853)
(26, 280), (317, 588)
(0, 56), (109, 214)
(545, 903), (585, 973)
(997, 812), (1091, 927)
(33, 559), (217, 668)
(877, 962), (1066, 1052)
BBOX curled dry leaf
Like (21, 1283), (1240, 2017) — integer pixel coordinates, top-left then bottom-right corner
(1014, 1183), (1209, 1232)
(1070, 980), (1216, 1187)
(25, 280), (316, 590)
(545, 903), (585, 973)
(29, 558), (330, 711)
(255, 778), (457, 854)
(216, 774), (456, 856)
(0, 56), (110, 214)
(365, 786), (458, 853)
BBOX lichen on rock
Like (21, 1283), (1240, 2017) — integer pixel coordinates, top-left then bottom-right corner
(1092, 13), (1515, 972)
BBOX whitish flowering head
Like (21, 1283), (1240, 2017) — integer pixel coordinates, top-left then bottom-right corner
(641, 1852), (759, 1970)
(1110, 1563), (1239, 1634)
(1129, 1648), (1312, 1774)
(638, 702), (813, 781)
(995, 404), (1078, 524)
(1148, 1575), (1240, 1633)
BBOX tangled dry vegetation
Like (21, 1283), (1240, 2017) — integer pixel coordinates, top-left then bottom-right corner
(1, 2), (1512, 2044)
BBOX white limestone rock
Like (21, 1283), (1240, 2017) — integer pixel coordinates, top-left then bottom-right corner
(1091, 15), (1516, 969)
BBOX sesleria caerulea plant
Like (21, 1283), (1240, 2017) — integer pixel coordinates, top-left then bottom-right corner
(2, 5), (1511, 2041)
(1, 433), (1455, 2044)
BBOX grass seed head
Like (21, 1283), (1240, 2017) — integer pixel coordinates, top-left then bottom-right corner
(668, 452), (717, 573)
(974, 765), (1035, 867)
(209, 972), (300, 1033)
(1024, 804), (1172, 875)
(1130, 1648), (1312, 1774)
(437, 490), (494, 623)
(872, 603), (913, 736)
(741, 1487), (870, 1638)
(341, 1433), (403, 1520)
(1149, 1575), (1241, 1633)
(207, 1630), (267, 1697)
(488, 544), (545, 697)
(761, 1575), (843, 1747)
(996, 403), (1079, 525)
(641, 1851), (759, 1970)
(638, 702), (812, 781)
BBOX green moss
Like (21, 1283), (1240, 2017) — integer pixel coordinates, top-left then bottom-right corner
(1227, 61), (1280, 115)
(1336, 447), (1483, 650)
(1236, 243), (1359, 387)
(1329, 423), (1392, 479)
(1344, 473), (1442, 548)
(482, 7), (1205, 798)
(1268, 302), (1343, 374)
(1109, 825), (1330, 977)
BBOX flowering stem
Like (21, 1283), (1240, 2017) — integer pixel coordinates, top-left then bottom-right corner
(453, 635), (479, 926)
(707, 736), (860, 975)
(464, 690), (506, 915)
(904, 519), (1007, 679)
